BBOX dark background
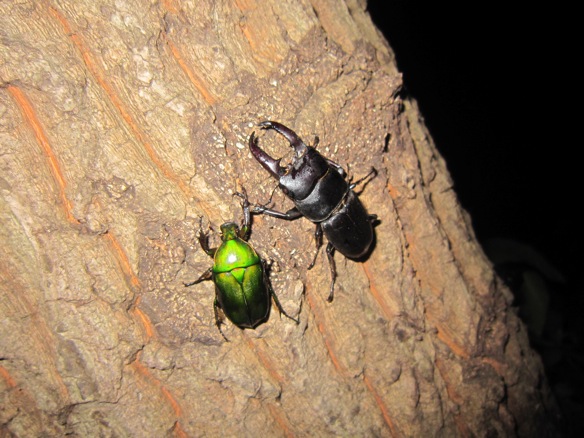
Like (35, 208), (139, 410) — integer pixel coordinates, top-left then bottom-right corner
(367, 1), (580, 432)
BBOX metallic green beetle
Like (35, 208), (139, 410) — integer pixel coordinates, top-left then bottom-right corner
(185, 190), (298, 340)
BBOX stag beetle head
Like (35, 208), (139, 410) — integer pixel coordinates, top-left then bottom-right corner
(249, 121), (330, 200)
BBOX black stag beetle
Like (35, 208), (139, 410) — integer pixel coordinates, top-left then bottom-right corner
(248, 121), (377, 302)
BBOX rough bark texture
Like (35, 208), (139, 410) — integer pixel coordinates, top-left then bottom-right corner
(1, 1), (560, 436)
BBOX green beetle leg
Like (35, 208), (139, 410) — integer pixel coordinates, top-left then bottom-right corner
(197, 217), (217, 257)
(213, 297), (229, 341)
(184, 266), (213, 287)
(233, 188), (251, 241)
(263, 260), (299, 325)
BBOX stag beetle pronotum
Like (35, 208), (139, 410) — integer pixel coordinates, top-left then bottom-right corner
(184, 189), (298, 340)
(249, 121), (377, 301)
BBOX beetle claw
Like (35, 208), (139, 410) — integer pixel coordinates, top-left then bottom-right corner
(249, 131), (286, 178)
(259, 120), (308, 157)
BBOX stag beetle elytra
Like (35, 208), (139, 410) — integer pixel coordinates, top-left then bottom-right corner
(248, 121), (377, 302)
(184, 189), (298, 340)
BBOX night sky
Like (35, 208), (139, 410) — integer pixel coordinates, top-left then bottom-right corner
(368, 2), (576, 282)
(368, 1), (579, 430)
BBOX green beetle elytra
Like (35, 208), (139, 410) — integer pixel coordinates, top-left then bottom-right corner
(185, 190), (298, 340)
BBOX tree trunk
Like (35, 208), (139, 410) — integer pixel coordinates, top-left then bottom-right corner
(1, 1), (560, 436)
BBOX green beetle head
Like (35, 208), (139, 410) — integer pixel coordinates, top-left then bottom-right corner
(220, 222), (240, 241)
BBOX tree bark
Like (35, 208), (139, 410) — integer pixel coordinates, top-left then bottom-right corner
(1, 1), (559, 436)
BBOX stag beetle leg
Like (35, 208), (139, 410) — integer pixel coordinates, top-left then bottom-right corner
(251, 205), (303, 220)
(308, 224), (324, 270)
(325, 243), (337, 302)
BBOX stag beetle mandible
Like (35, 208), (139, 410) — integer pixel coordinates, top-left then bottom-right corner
(249, 121), (377, 301)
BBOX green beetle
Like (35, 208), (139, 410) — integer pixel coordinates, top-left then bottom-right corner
(185, 190), (298, 340)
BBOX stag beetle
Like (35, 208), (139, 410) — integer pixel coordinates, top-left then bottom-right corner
(248, 121), (376, 301)
(184, 189), (298, 340)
